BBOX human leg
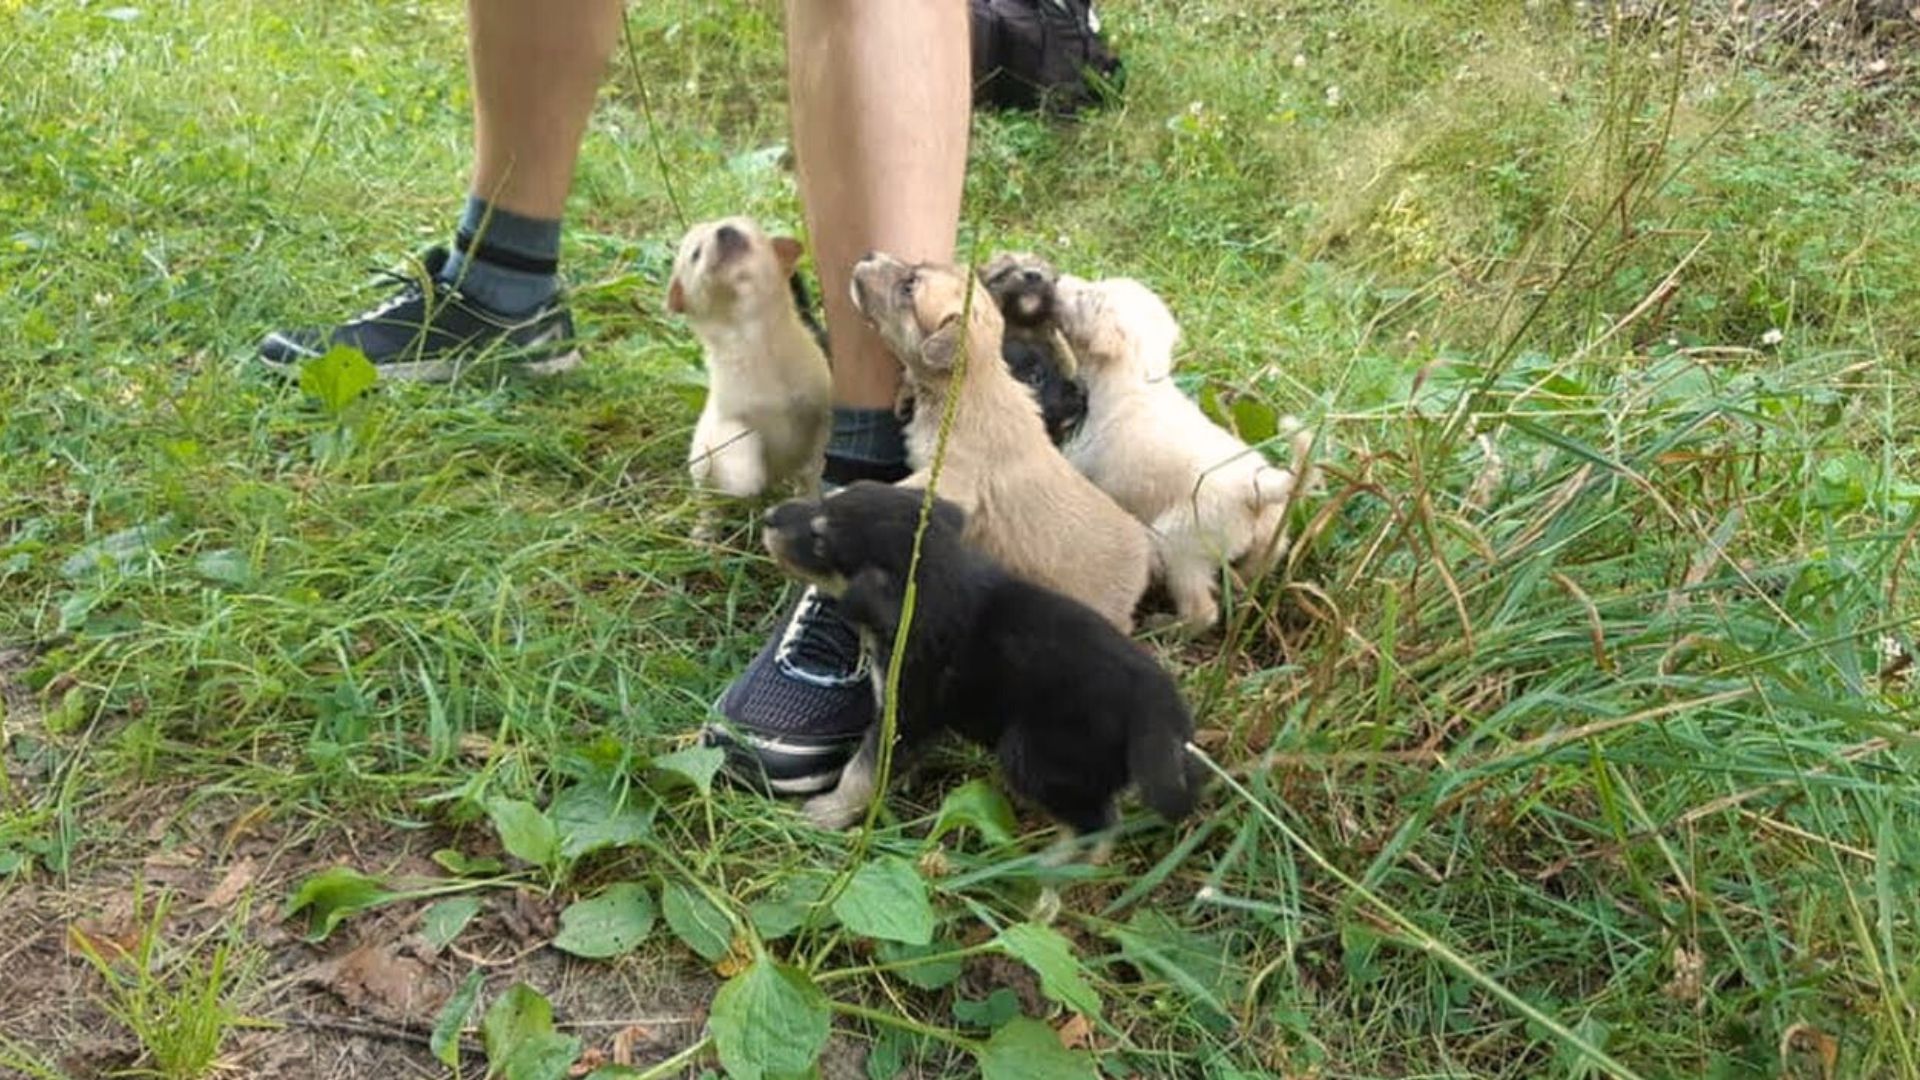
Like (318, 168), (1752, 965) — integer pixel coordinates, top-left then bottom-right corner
(707, 0), (971, 792)
(259, 0), (621, 379)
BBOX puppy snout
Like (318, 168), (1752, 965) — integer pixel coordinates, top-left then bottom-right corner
(1022, 269), (1045, 285)
(714, 224), (746, 259)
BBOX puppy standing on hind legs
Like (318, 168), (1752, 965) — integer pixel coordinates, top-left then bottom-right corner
(760, 482), (1205, 858)
(848, 254), (1152, 632)
(1051, 273), (1318, 634)
(668, 216), (834, 540)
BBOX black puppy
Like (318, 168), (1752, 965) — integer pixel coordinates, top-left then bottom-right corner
(983, 252), (1089, 445)
(762, 481), (1202, 860)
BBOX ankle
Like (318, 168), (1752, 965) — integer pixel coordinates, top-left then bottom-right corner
(439, 195), (562, 316)
(824, 407), (909, 486)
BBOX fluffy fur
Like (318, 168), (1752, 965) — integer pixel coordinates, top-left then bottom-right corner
(1053, 273), (1312, 633)
(669, 216), (833, 529)
(982, 251), (1087, 443)
(849, 254), (1151, 631)
(762, 482), (1204, 850)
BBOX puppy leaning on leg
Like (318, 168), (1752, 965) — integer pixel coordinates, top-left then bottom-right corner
(849, 253), (1151, 632)
(668, 216), (834, 537)
(762, 482), (1205, 859)
(1052, 274), (1310, 634)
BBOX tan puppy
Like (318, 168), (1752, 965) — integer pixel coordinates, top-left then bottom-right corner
(1053, 274), (1311, 634)
(849, 254), (1151, 632)
(669, 217), (833, 533)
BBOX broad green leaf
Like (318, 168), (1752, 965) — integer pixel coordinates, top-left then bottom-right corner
(431, 969), (483, 1067)
(1110, 909), (1232, 1019)
(553, 883), (656, 959)
(60, 517), (178, 580)
(650, 745), (726, 797)
(433, 848), (506, 877)
(661, 880), (734, 963)
(300, 343), (379, 415)
(747, 871), (835, 940)
(708, 956), (831, 1080)
(953, 988), (1021, 1030)
(482, 983), (581, 1080)
(550, 782), (656, 861)
(832, 856), (934, 946)
(1230, 395), (1280, 446)
(282, 866), (396, 942)
(996, 923), (1102, 1020)
(423, 896), (484, 950)
(929, 778), (1018, 848)
(500, 1034), (582, 1080)
(190, 548), (252, 587)
(488, 798), (559, 869)
(876, 939), (963, 990)
(976, 1017), (1098, 1080)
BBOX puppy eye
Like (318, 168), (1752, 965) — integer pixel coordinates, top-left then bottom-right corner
(692, 244), (704, 264)
(897, 272), (917, 301)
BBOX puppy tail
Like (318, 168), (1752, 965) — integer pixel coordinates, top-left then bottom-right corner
(1128, 701), (1204, 822)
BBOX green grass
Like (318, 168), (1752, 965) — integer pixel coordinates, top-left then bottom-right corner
(3, 1), (1918, 1077)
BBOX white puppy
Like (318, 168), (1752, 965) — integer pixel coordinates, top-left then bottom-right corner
(669, 217), (833, 532)
(1053, 274), (1311, 634)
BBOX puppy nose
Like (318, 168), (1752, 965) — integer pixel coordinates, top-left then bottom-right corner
(717, 224), (741, 245)
(860, 250), (879, 263)
(1023, 269), (1044, 284)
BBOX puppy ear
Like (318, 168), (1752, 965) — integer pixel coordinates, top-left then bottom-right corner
(771, 236), (804, 277)
(919, 314), (962, 371)
(667, 277), (686, 314)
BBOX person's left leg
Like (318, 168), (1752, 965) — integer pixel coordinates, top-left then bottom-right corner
(706, 0), (971, 794)
(260, 0), (622, 380)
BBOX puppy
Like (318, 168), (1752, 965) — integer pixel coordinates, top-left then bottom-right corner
(763, 482), (1204, 854)
(850, 254), (1151, 632)
(1052, 274), (1312, 634)
(982, 252), (1087, 444)
(669, 217), (833, 533)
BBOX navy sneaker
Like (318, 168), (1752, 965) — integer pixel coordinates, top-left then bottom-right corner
(258, 247), (581, 382)
(705, 585), (876, 794)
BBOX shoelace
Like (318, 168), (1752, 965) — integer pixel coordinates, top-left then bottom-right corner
(777, 589), (865, 677)
(345, 266), (437, 326)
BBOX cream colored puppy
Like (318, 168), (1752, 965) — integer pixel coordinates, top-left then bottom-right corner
(669, 217), (833, 532)
(849, 254), (1151, 632)
(1053, 274), (1310, 634)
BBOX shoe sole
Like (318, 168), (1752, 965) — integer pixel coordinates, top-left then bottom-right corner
(258, 346), (583, 384)
(700, 722), (857, 797)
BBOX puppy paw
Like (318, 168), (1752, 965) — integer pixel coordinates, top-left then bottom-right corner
(802, 793), (866, 831)
(1027, 886), (1063, 926)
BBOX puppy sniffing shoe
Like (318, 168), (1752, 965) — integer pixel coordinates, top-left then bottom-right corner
(848, 253), (1152, 632)
(669, 217), (833, 535)
(762, 482), (1205, 850)
(1053, 274), (1310, 634)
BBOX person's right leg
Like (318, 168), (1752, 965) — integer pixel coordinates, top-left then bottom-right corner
(706, 0), (970, 794)
(260, 0), (622, 381)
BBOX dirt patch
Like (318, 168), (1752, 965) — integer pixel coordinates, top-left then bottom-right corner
(0, 806), (728, 1078)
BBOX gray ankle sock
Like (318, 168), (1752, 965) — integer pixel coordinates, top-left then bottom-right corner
(439, 195), (562, 317)
(823, 407), (910, 486)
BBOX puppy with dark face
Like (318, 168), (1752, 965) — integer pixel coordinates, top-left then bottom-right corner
(848, 253), (1151, 633)
(763, 481), (1203, 856)
(982, 252), (1087, 444)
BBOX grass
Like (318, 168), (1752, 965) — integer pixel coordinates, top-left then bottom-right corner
(3, 0), (1918, 1076)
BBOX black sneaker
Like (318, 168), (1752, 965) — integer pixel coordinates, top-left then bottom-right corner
(258, 247), (581, 382)
(703, 585), (875, 795)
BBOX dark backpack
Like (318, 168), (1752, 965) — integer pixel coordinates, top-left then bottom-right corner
(971, 0), (1123, 115)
